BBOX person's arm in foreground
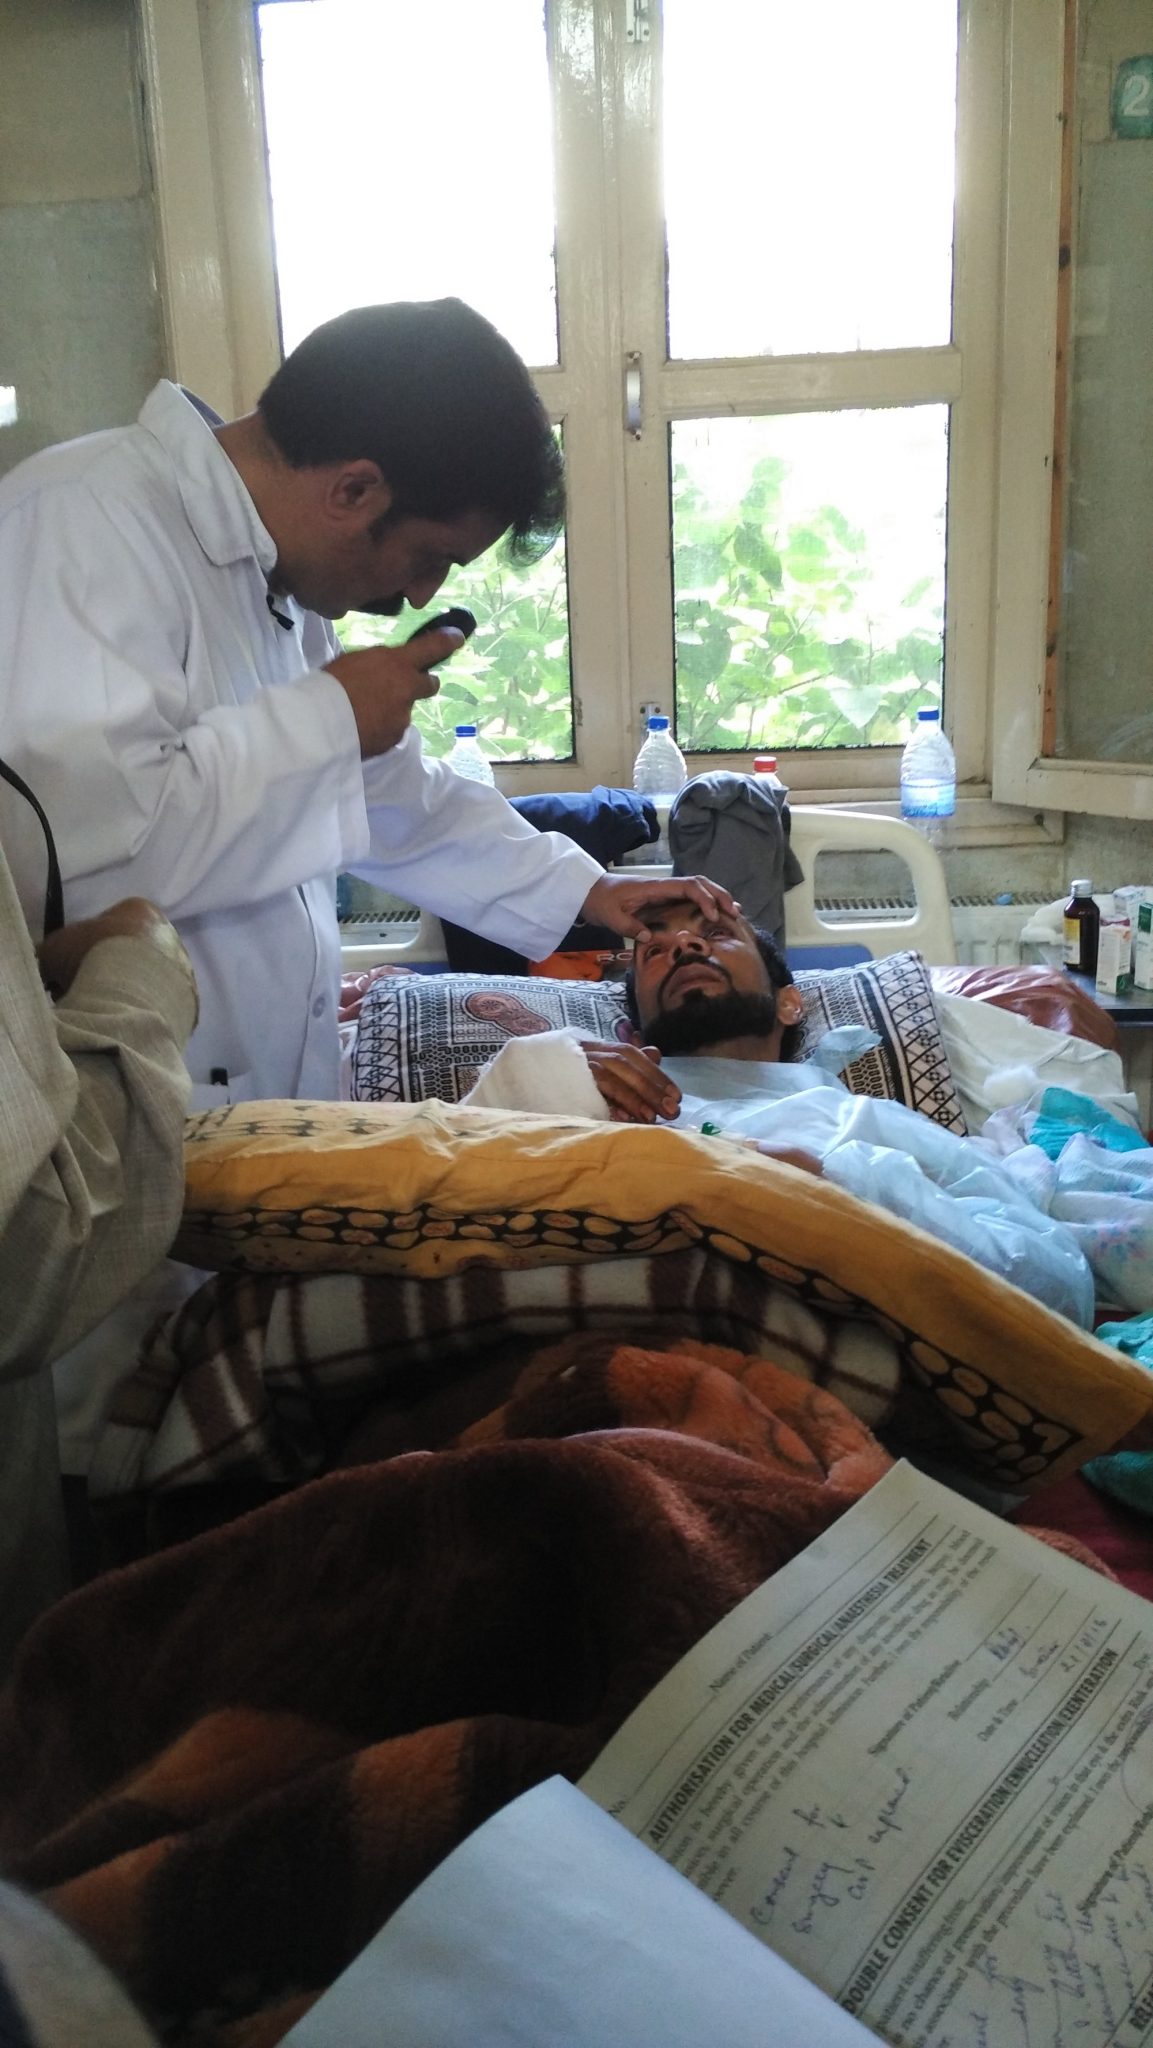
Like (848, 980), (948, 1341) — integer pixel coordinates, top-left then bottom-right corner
(0, 866), (198, 1379)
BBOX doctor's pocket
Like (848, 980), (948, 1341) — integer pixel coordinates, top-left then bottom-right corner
(187, 1069), (256, 1113)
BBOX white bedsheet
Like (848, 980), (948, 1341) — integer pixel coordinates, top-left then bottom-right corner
(468, 1032), (1098, 1328)
(933, 990), (1136, 1133)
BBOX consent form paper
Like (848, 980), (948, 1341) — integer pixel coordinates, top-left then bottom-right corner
(581, 1459), (1153, 2048)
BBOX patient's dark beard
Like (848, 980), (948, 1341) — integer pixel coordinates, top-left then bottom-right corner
(643, 989), (781, 1057)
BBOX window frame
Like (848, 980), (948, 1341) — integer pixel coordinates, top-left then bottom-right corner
(136, 0), (1067, 843)
(989, 0), (1153, 823)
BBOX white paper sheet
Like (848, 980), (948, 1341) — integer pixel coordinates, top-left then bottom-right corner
(283, 1776), (869, 2045)
(581, 1459), (1153, 2046)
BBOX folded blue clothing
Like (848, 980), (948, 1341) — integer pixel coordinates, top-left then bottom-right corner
(1084, 1308), (1153, 1515)
(1027, 1085), (1149, 1162)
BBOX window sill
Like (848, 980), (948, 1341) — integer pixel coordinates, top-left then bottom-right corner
(787, 793), (1065, 850)
(489, 760), (1062, 850)
(611, 789), (1065, 853)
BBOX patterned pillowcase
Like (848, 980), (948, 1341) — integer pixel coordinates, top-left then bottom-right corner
(352, 951), (966, 1133)
(793, 949), (967, 1134)
(352, 974), (629, 1105)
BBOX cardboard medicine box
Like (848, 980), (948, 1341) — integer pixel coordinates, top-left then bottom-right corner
(1135, 899), (1153, 991)
(1097, 917), (1134, 995)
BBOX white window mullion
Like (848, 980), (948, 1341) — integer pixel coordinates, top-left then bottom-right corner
(615, 0), (680, 769)
(938, 0), (1007, 789)
(198, 0), (281, 411)
(541, 0), (637, 789)
(139, 0), (280, 414)
(138, 0), (239, 414)
(655, 350), (963, 419)
(988, 0), (1066, 809)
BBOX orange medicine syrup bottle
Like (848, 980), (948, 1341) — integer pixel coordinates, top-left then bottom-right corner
(1063, 878), (1100, 976)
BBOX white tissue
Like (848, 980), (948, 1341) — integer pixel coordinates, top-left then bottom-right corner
(981, 1063), (1045, 1107)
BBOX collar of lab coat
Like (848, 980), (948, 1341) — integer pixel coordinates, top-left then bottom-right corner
(137, 381), (278, 580)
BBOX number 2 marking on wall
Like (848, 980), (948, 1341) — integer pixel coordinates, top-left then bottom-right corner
(1121, 71), (1152, 116)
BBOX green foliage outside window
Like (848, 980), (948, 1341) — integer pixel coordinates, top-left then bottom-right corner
(339, 545), (575, 764)
(674, 454), (942, 754)
(337, 454), (942, 763)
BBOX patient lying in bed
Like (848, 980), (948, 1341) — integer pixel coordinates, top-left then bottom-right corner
(465, 900), (1129, 1329)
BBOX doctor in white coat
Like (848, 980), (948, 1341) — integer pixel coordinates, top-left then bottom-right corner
(0, 298), (731, 1471)
(0, 300), (726, 1113)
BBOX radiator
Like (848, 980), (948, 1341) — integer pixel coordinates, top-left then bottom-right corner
(812, 895), (1055, 967)
(339, 895), (1055, 968)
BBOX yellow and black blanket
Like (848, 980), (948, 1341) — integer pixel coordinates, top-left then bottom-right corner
(164, 1099), (1153, 1496)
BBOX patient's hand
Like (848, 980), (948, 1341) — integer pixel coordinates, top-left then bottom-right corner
(577, 1039), (681, 1123)
(755, 1141), (824, 1177)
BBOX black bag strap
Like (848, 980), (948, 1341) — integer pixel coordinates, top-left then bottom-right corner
(0, 756), (64, 937)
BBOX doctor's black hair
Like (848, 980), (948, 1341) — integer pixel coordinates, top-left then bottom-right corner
(257, 300), (564, 563)
(623, 922), (803, 1062)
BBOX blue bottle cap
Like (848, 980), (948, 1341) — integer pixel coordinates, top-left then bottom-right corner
(916, 708), (940, 722)
(455, 724), (478, 737)
(647, 715), (670, 730)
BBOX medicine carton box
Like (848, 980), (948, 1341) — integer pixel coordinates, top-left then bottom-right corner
(1135, 900), (1153, 991)
(1097, 917), (1134, 995)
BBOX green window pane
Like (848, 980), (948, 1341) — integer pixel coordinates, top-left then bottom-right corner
(339, 539), (574, 765)
(671, 410), (947, 753)
(257, 0), (558, 366)
(663, 0), (958, 359)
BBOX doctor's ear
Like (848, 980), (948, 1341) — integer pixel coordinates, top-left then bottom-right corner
(325, 461), (393, 525)
(777, 984), (805, 1025)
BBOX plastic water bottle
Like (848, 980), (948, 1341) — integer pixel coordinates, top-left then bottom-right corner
(632, 715), (688, 804)
(899, 708), (955, 844)
(445, 724), (495, 785)
(753, 753), (785, 791)
(633, 715), (687, 859)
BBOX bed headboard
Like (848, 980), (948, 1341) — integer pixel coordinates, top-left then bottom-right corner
(785, 805), (957, 965)
(340, 803), (958, 971)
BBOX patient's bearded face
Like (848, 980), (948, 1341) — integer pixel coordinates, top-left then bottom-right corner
(632, 902), (783, 1056)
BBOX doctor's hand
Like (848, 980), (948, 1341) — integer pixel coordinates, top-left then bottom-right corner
(576, 1039), (681, 1123)
(325, 629), (464, 760)
(579, 872), (739, 941)
(38, 897), (195, 1003)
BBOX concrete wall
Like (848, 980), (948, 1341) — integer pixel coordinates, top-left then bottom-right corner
(0, 0), (163, 475)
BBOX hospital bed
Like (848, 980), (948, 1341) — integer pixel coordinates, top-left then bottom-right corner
(18, 821), (1143, 2045)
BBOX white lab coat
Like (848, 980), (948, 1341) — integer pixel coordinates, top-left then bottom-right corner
(0, 381), (600, 1107)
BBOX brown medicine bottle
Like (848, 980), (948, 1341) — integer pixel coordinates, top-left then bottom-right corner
(1063, 878), (1100, 976)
